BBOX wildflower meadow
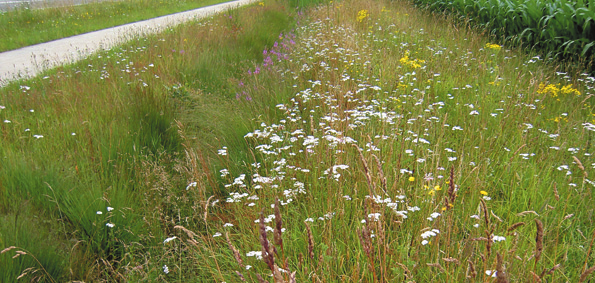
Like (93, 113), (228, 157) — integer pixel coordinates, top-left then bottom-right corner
(1, 0), (594, 281)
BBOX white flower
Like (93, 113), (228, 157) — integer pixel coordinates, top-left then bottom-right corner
(469, 110), (479, 115)
(485, 270), (497, 277)
(213, 232), (222, 237)
(246, 251), (263, 260)
(223, 223), (234, 227)
(96, 211), (103, 215)
(421, 240), (429, 245)
(106, 223), (115, 228)
(107, 206), (114, 212)
(218, 147), (228, 156)
(3, 120), (10, 123)
(186, 182), (197, 190)
(33, 135), (44, 139)
(163, 236), (177, 244)
(492, 235), (506, 242)
(163, 265), (169, 274)
(305, 218), (314, 222)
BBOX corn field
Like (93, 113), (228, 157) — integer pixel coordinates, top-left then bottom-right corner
(409, 0), (595, 68)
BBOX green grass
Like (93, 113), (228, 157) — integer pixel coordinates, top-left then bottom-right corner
(0, 0), (229, 52)
(2, 0), (595, 281)
(0, 1), (297, 281)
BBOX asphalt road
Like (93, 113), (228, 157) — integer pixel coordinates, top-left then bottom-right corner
(0, 0), (256, 86)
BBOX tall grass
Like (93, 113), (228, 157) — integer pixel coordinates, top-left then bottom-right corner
(408, 0), (595, 71)
(0, 0), (227, 52)
(0, 1), (297, 281)
(160, 0), (595, 281)
(2, 0), (595, 281)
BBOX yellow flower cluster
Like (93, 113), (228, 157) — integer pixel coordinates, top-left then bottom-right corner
(537, 83), (581, 97)
(399, 51), (425, 69)
(485, 43), (501, 51)
(357, 10), (370, 23)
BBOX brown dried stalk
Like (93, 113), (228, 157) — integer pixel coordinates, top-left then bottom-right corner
(540, 264), (561, 278)
(467, 259), (477, 279)
(426, 263), (445, 272)
(507, 222), (525, 233)
(274, 198), (284, 253)
(579, 266), (595, 283)
(582, 229), (595, 273)
(204, 195), (215, 222)
(259, 211), (275, 272)
(359, 226), (372, 258)
(480, 198), (490, 228)
(174, 225), (197, 239)
(480, 198), (493, 258)
(273, 265), (284, 283)
(496, 252), (509, 283)
(0, 246), (16, 254)
(442, 257), (460, 265)
(305, 221), (315, 260)
(372, 154), (387, 194)
(446, 167), (456, 209)
(530, 271), (542, 282)
(235, 271), (246, 281)
(534, 219), (544, 266)
(573, 156), (588, 177)
(553, 182), (560, 201)
(225, 232), (244, 268)
(394, 262), (412, 279)
(255, 274), (267, 283)
(353, 144), (376, 195)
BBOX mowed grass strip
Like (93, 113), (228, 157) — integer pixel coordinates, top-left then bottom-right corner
(0, 0), (229, 52)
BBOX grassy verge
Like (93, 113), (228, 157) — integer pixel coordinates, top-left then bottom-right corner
(0, 0), (297, 281)
(0, 0), (228, 52)
(162, 0), (595, 281)
(1, 0), (595, 281)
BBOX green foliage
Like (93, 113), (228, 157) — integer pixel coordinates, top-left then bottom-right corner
(408, 0), (595, 70)
(0, 0), (227, 52)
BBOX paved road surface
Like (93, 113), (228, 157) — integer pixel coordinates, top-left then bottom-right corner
(0, 0), (255, 87)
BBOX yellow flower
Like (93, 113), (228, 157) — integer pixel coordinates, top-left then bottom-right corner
(408, 176), (415, 182)
(434, 185), (441, 191)
(485, 43), (501, 51)
(480, 191), (488, 195)
(357, 10), (370, 23)
(428, 190), (435, 196)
